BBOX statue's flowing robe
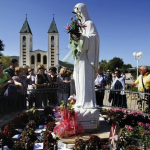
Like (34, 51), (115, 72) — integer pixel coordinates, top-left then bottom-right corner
(73, 3), (100, 108)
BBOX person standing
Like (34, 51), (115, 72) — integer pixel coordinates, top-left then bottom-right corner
(106, 70), (112, 87)
(110, 69), (126, 107)
(126, 66), (150, 112)
(0, 62), (13, 93)
(95, 66), (107, 106)
(35, 65), (51, 107)
(3, 59), (18, 77)
(58, 67), (71, 105)
(27, 68), (36, 108)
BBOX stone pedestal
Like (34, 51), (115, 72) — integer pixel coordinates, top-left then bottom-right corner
(74, 108), (99, 132)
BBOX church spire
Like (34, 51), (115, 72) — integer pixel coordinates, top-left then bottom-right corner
(20, 15), (32, 35)
(48, 15), (58, 33)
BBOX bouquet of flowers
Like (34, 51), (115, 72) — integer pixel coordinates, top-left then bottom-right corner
(68, 94), (76, 105)
(53, 101), (84, 138)
(64, 7), (86, 60)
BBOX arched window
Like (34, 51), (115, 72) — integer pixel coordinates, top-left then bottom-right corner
(23, 36), (26, 46)
(31, 55), (35, 64)
(51, 36), (54, 46)
(43, 55), (47, 64)
(37, 53), (41, 62)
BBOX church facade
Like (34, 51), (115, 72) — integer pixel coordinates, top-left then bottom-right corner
(19, 17), (59, 71)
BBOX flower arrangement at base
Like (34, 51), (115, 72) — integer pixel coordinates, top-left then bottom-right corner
(74, 138), (86, 150)
(125, 145), (140, 150)
(4, 123), (19, 137)
(42, 130), (58, 150)
(73, 136), (110, 150)
(26, 120), (36, 130)
(0, 130), (14, 149)
(53, 101), (84, 138)
(21, 128), (37, 142)
(45, 122), (56, 131)
(25, 108), (41, 124)
(88, 135), (102, 150)
(12, 140), (26, 150)
(20, 128), (37, 150)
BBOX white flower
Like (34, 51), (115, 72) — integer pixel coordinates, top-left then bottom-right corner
(91, 62), (94, 66)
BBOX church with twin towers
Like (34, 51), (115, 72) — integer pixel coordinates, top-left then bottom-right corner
(19, 15), (59, 71)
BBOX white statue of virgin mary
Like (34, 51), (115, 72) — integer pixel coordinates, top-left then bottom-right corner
(73, 3), (100, 109)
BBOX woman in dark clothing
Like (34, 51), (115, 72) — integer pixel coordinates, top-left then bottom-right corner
(35, 65), (51, 107)
(49, 67), (63, 105)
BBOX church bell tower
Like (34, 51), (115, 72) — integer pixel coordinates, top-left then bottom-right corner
(19, 15), (33, 66)
(47, 15), (59, 70)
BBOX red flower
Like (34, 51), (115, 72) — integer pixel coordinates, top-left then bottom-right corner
(45, 142), (48, 145)
(47, 134), (49, 138)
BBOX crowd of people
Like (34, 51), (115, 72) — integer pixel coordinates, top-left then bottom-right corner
(0, 59), (71, 108)
(1, 59), (150, 112)
(95, 65), (150, 112)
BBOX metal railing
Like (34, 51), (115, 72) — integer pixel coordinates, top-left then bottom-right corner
(0, 85), (70, 117)
(96, 88), (150, 112)
(0, 86), (150, 117)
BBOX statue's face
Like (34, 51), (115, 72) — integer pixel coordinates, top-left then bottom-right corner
(74, 7), (79, 19)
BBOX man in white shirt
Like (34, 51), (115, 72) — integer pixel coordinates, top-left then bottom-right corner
(110, 69), (127, 107)
(95, 66), (107, 106)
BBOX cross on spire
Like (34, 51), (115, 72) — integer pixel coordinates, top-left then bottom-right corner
(26, 14), (27, 20)
(53, 14), (54, 19)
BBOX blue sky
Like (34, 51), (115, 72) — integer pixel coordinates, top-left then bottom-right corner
(0, 0), (150, 67)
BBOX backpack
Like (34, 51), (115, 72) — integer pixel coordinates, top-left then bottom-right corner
(4, 84), (19, 100)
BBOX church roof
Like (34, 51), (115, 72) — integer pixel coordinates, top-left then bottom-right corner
(20, 19), (32, 35)
(48, 18), (58, 33)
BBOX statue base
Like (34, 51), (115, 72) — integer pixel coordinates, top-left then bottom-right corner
(74, 107), (99, 132)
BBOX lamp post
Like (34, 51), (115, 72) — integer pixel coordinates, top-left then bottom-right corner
(133, 52), (143, 78)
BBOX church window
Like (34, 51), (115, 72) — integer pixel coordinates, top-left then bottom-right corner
(23, 55), (26, 56)
(37, 53), (41, 62)
(43, 55), (47, 64)
(51, 58), (54, 59)
(51, 61), (54, 63)
(23, 36), (26, 46)
(51, 55), (54, 56)
(23, 58), (26, 59)
(51, 51), (54, 53)
(51, 36), (54, 46)
(31, 55), (35, 64)
(23, 52), (26, 53)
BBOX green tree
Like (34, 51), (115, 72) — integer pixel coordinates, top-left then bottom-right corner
(99, 59), (107, 71)
(121, 64), (132, 73)
(0, 40), (4, 51)
(106, 57), (124, 72)
(0, 55), (12, 69)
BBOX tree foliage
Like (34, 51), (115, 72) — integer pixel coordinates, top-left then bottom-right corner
(0, 55), (12, 69)
(99, 57), (132, 73)
(0, 40), (5, 51)
(99, 59), (107, 71)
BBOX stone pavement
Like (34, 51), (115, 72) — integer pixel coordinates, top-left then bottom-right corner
(0, 110), (23, 129)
